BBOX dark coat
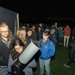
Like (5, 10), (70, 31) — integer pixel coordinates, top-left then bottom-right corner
(0, 40), (10, 66)
(69, 40), (75, 61)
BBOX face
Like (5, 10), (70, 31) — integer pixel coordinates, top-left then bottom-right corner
(18, 30), (26, 39)
(0, 25), (9, 38)
(38, 27), (41, 31)
(27, 31), (32, 36)
(43, 33), (49, 41)
(20, 30), (26, 37)
(32, 26), (35, 30)
(66, 25), (69, 28)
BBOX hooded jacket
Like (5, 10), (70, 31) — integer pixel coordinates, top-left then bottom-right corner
(39, 39), (55, 60)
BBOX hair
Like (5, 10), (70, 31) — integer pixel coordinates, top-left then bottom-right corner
(0, 22), (13, 40)
(27, 27), (32, 32)
(43, 31), (50, 36)
(17, 27), (26, 44)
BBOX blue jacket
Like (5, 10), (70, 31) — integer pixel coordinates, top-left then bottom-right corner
(39, 39), (55, 60)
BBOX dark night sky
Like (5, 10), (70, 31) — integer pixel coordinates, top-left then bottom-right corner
(0, 0), (75, 23)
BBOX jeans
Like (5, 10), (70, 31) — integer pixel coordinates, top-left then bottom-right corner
(23, 59), (36, 75)
(64, 35), (70, 47)
(39, 58), (50, 75)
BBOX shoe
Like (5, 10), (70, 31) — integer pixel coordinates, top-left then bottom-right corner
(64, 63), (70, 68)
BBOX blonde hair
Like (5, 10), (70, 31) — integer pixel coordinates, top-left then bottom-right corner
(0, 22), (13, 40)
(17, 27), (26, 44)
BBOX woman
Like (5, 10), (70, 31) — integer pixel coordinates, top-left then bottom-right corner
(11, 27), (37, 75)
(0, 22), (14, 75)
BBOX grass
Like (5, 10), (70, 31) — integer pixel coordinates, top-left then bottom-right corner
(33, 44), (75, 75)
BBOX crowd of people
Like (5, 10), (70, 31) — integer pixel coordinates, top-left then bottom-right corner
(0, 21), (75, 75)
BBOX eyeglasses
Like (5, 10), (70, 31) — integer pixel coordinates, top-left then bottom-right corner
(0, 30), (9, 33)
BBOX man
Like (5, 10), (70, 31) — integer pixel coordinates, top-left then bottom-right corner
(0, 22), (13, 75)
(39, 31), (55, 75)
(64, 38), (75, 68)
(63, 25), (71, 47)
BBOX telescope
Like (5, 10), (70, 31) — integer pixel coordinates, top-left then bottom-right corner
(11, 41), (40, 75)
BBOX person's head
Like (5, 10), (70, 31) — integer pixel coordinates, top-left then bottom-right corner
(54, 22), (58, 27)
(32, 25), (35, 30)
(60, 27), (63, 30)
(66, 25), (69, 28)
(31, 25), (36, 32)
(27, 28), (33, 37)
(45, 28), (50, 32)
(0, 22), (12, 40)
(42, 31), (50, 41)
(38, 26), (42, 31)
(39, 23), (42, 27)
(17, 27), (26, 40)
(65, 24), (69, 28)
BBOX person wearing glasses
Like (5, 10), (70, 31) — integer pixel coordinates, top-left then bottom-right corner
(0, 22), (14, 75)
(39, 30), (55, 75)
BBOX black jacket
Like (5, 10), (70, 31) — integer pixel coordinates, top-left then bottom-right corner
(0, 40), (10, 66)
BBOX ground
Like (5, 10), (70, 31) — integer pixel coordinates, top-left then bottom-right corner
(34, 44), (75, 75)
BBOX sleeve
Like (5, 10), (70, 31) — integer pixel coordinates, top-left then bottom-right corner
(49, 41), (55, 57)
(0, 50), (9, 65)
(38, 40), (42, 47)
(27, 59), (37, 68)
(0, 54), (4, 64)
